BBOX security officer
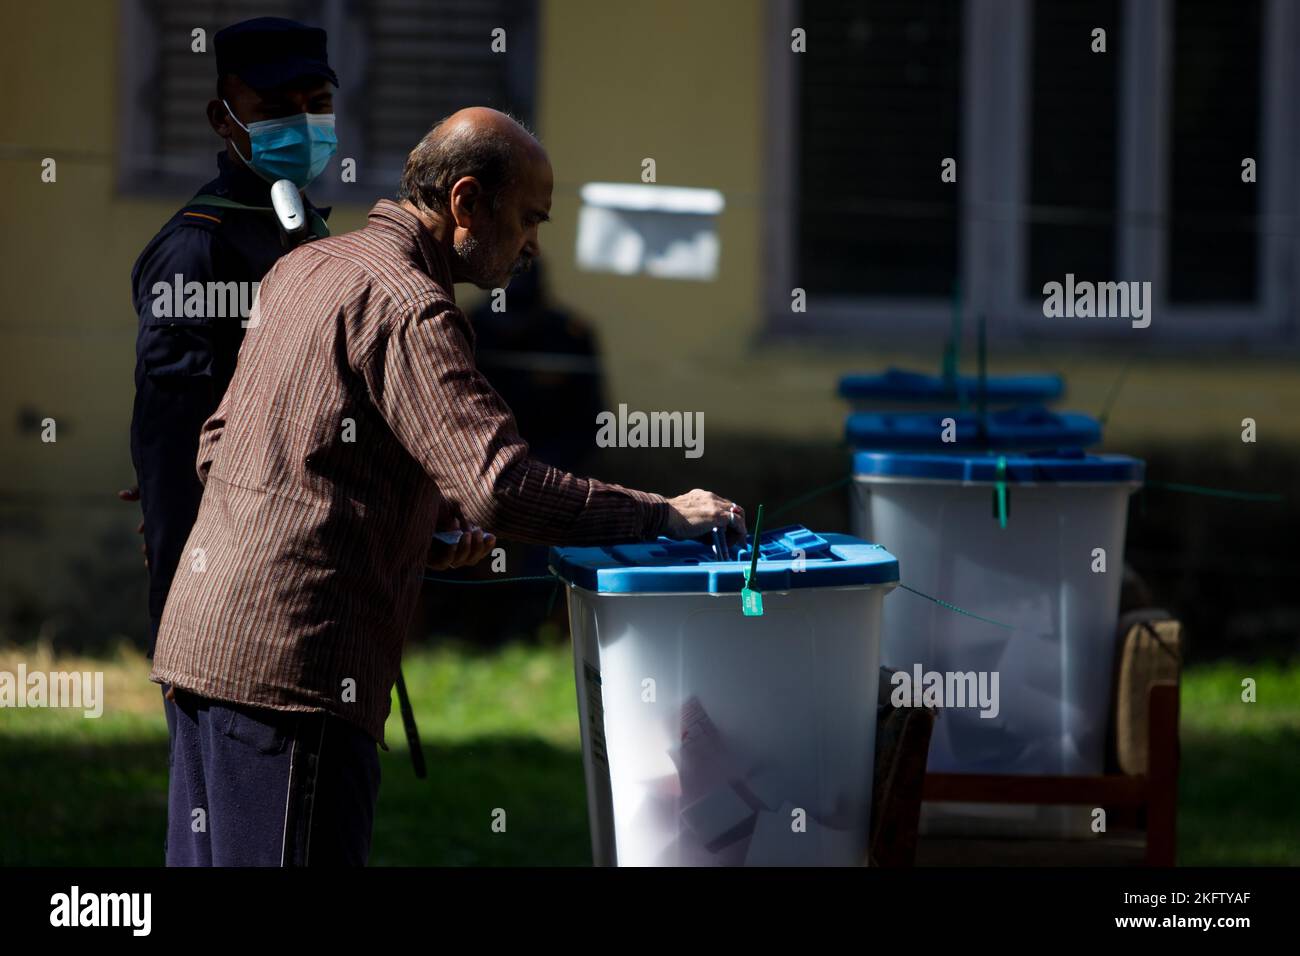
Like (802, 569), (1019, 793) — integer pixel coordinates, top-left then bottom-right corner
(125, 17), (338, 658)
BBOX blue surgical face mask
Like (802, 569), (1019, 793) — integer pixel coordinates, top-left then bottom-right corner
(224, 99), (337, 189)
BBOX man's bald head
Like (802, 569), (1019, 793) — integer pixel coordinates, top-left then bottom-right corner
(398, 107), (552, 290)
(398, 107), (545, 216)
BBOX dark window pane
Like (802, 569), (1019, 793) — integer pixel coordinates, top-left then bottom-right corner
(362, 0), (536, 174)
(797, 0), (962, 297)
(1025, 0), (1120, 297)
(1167, 0), (1262, 303)
(126, 0), (535, 197)
(151, 0), (315, 163)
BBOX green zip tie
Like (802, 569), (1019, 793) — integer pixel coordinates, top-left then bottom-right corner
(992, 454), (1009, 528)
(742, 504), (765, 617)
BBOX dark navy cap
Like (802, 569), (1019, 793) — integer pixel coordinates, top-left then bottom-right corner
(215, 17), (338, 90)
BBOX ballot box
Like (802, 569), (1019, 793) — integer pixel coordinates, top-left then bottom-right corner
(851, 448), (1145, 837)
(550, 525), (899, 866)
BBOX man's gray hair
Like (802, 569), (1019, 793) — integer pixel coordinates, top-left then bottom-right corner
(397, 112), (536, 215)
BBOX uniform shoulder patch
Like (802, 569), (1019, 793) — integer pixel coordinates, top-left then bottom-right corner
(161, 205), (227, 239)
(180, 208), (223, 226)
(177, 196), (232, 229)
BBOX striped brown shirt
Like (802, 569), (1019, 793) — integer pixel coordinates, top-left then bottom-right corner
(150, 199), (668, 743)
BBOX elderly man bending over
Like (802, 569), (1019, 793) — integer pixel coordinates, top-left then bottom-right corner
(151, 107), (745, 867)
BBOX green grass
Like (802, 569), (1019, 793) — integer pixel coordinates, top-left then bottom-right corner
(1, 641), (1296, 866)
(1174, 660), (1300, 865)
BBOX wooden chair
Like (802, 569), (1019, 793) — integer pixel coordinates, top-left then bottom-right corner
(869, 612), (1183, 866)
(867, 667), (938, 866)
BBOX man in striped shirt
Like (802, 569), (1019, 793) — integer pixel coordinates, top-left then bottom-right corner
(151, 107), (746, 866)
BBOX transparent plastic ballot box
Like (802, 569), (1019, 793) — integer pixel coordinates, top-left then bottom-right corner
(549, 525), (899, 866)
(851, 450), (1144, 837)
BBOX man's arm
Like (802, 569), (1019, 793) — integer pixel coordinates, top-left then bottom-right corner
(364, 297), (668, 546)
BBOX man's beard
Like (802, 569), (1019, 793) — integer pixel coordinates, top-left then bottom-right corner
(453, 233), (496, 288)
(455, 232), (532, 288)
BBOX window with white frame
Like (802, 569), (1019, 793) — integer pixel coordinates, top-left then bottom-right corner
(766, 0), (1298, 347)
(1166, 0), (1261, 304)
(1024, 0), (1121, 300)
(117, 0), (537, 202)
(795, 0), (962, 299)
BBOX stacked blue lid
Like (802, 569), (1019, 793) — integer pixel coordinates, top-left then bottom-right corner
(549, 524), (899, 594)
(845, 406), (1102, 452)
(852, 447), (1145, 484)
(843, 400), (1141, 484)
(838, 367), (1064, 405)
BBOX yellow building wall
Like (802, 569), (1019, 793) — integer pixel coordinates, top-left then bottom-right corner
(0, 0), (767, 493)
(1, 1), (1296, 646)
(0, 2), (369, 641)
(536, 0), (766, 408)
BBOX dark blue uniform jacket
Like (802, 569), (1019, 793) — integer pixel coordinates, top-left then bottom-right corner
(130, 152), (329, 653)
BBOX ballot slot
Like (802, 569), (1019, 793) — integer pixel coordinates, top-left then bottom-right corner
(606, 525), (836, 568)
(710, 526), (730, 562)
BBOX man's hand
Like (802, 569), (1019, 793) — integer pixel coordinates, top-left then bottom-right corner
(664, 489), (747, 545)
(426, 518), (497, 571)
(118, 485), (147, 567)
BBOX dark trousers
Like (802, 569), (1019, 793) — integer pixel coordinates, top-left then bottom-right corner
(163, 687), (380, 866)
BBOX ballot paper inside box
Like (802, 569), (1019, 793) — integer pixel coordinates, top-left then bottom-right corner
(635, 695), (861, 867)
(864, 468), (1139, 779)
(590, 658), (878, 866)
(855, 451), (1143, 840)
(550, 528), (898, 866)
(571, 603), (883, 865)
(582, 602), (881, 865)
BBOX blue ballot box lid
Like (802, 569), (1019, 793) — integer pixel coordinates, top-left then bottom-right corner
(837, 367), (1064, 404)
(845, 406), (1102, 451)
(852, 448), (1146, 484)
(549, 524), (899, 594)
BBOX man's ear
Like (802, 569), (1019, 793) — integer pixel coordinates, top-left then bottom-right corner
(207, 99), (233, 139)
(448, 176), (484, 229)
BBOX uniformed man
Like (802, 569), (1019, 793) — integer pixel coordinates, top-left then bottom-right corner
(125, 17), (337, 658)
